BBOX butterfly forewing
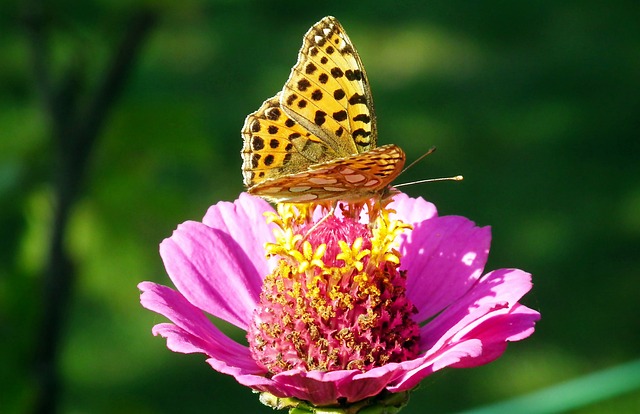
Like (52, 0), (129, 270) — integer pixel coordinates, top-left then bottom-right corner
(281, 16), (377, 155)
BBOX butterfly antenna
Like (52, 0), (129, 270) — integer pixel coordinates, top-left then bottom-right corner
(399, 146), (437, 176)
(394, 175), (463, 188)
(395, 146), (463, 188)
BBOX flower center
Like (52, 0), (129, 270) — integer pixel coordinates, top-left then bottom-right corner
(247, 202), (421, 374)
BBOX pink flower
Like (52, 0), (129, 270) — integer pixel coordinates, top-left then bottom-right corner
(138, 193), (539, 409)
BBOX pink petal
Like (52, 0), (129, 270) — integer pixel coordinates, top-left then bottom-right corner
(400, 215), (491, 322)
(202, 193), (277, 276)
(138, 281), (263, 374)
(274, 370), (355, 405)
(387, 339), (484, 392)
(388, 193), (438, 225)
(260, 366), (402, 406)
(386, 269), (539, 391)
(449, 303), (540, 368)
(160, 221), (262, 329)
(193, 366), (290, 401)
(421, 268), (536, 351)
(211, 364), (407, 406)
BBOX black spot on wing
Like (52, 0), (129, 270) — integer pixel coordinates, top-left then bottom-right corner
(353, 129), (371, 139)
(297, 79), (311, 91)
(264, 154), (275, 166)
(353, 114), (371, 123)
(251, 120), (260, 132)
(348, 94), (367, 105)
(266, 108), (281, 120)
(252, 137), (264, 150)
(331, 67), (344, 78)
(333, 110), (347, 121)
(305, 63), (317, 74)
(345, 69), (362, 81)
(314, 110), (327, 126)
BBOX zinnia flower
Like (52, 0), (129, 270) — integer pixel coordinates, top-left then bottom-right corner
(138, 192), (539, 412)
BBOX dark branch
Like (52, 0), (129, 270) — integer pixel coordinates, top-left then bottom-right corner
(23, 5), (157, 413)
(71, 10), (157, 175)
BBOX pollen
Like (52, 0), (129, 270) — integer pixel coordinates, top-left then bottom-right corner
(247, 200), (420, 374)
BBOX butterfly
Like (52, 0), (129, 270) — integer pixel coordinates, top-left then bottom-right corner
(241, 16), (406, 204)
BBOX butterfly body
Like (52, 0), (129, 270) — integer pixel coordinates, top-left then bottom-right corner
(241, 16), (406, 204)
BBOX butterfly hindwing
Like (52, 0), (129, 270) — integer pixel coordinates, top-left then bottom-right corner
(247, 144), (405, 203)
(241, 94), (338, 189)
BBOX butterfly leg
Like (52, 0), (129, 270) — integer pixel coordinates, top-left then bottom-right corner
(300, 204), (336, 242)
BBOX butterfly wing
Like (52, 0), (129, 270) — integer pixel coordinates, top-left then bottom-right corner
(241, 16), (401, 203)
(241, 94), (339, 189)
(246, 144), (405, 203)
(280, 16), (377, 156)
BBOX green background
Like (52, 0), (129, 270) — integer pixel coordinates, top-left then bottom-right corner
(2, 0), (639, 413)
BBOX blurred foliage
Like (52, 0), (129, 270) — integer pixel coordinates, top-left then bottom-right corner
(1, 0), (639, 413)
